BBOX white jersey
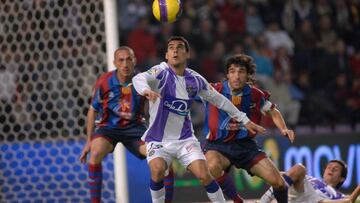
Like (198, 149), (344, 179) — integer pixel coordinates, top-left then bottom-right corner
(288, 175), (345, 203)
(132, 62), (249, 142)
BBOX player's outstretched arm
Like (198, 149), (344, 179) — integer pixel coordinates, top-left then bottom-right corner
(244, 120), (266, 135)
(319, 185), (360, 203)
(349, 185), (360, 203)
(79, 107), (96, 163)
(268, 107), (295, 143)
(143, 89), (161, 102)
(319, 199), (351, 203)
(132, 65), (164, 100)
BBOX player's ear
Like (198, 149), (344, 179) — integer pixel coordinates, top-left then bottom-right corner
(165, 52), (169, 60)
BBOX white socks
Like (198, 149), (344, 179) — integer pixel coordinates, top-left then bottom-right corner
(206, 188), (226, 203)
(150, 187), (165, 203)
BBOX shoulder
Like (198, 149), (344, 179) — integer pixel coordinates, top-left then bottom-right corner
(186, 68), (208, 82)
(145, 62), (168, 77)
(250, 85), (271, 99)
(96, 71), (114, 85)
(210, 82), (223, 92)
(151, 62), (167, 72)
(186, 67), (202, 77)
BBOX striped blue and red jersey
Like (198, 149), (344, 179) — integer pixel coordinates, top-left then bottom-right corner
(91, 70), (146, 128)
(204, 81), (274, 142)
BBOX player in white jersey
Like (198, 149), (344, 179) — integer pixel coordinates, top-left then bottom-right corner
(259, 160), (360, 203)
(132, 36), (266, 203)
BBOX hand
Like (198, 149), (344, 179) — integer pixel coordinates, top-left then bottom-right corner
(281, 129), (295, 143)
(244, 121), (266, 134)
(79, 141), (91, 163)
(143, 89), (161, 102)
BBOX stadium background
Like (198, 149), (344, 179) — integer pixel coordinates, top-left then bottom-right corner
(0, 0), (359, 202)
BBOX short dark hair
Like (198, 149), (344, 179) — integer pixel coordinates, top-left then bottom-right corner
(328, 160), (348, 189)
(167, 36), (190, 52)
(225, 54), (256, 75)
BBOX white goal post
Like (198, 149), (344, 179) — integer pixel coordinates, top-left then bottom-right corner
(103, 1), (129, 203)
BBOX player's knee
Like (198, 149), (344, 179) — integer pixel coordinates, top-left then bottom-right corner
(89, 149), (106, 164)
(271, 176), (287, 189)
(150, 164), (166, 181)
(207, 161), (222, 178)
(196, 172), (213, 186)
(287, 164), (306, 182)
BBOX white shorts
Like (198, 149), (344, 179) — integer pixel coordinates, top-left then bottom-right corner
(288, 177), (325, 203)
(146, 139), (206, 168)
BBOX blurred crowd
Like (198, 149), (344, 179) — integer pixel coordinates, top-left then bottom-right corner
(117, 0), (360, 128)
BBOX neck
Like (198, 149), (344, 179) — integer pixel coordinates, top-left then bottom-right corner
(117, 71), (131, 84)
(324, 180), (337, 188)
(228, 81), (245, 94)
(169, 63), (186, 76)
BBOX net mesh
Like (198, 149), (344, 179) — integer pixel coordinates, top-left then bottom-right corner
(0, 0), (115, 201)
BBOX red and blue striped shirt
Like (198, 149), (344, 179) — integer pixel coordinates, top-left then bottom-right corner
(91, 70), (145, 128)
(204, 81), (274, 142)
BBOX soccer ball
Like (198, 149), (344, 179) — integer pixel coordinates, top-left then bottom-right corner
(152, 0), (182, 23)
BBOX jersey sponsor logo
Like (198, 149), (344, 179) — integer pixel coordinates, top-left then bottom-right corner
(163, 95), (191, 116)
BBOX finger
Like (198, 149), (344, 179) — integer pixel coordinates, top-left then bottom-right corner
(155, 92), (162, 99)
(290, 133), (295, 143)
(257, 126), (266, 134)
(247, 125), (256, 134)
(79, 152), (87, 163)
(248, 128), (256, 134)
(79, 156), (84, 163)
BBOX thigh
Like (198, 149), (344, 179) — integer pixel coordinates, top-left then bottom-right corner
(176, 140), (206, 168)
(146, 142), (172, 168)
(90, 136), (114, 156)
(122, 137), (146, 160)
(205, 150), (231, 170)
(250, 158), (283, 185)
(187, 159), (209, 177)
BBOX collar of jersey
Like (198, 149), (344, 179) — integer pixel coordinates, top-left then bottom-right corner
(223, 81), (251, 96)
(111, 70), (131, 87)
(165, 62), (191, 78)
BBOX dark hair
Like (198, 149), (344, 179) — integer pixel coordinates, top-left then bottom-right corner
(225, 54), (256, 82)
(167, 36), (190, 52)
(328, 160), (348, 189)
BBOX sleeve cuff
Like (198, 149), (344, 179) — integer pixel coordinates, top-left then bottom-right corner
(140, 88), (150, 95)
(241, 116), (250, 124)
